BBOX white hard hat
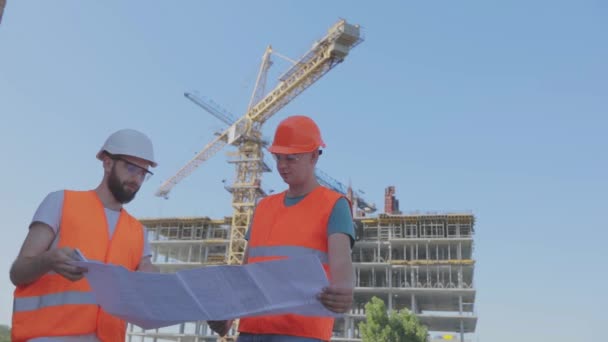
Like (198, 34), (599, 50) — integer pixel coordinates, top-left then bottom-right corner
(96, 129), (157, 167)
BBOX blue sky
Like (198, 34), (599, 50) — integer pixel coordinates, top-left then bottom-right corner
(1, 1), (606, 341)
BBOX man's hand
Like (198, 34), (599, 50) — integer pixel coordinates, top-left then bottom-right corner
(136, 256), (158, 272)
(317, 286), (353, 313)
(46, 247), (88, 281)
(208, 320), (233, 337)
(324, 233), (355, 314)
(10, 223), (89, 286)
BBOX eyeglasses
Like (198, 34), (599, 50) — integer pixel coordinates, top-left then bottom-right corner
(272, 153), (303, 163)
(272, 150), (322, 163)
(110, 155), (154, 181)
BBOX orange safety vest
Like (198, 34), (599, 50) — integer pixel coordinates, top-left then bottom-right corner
(12, 190), (144, 342)
(239, 186), (346, 341)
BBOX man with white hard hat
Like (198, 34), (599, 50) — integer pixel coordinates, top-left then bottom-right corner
(9, 129), (158, 342)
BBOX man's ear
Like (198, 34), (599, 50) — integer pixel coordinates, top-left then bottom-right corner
(311, 150), (320, 165)
(102, 155), (114, 173)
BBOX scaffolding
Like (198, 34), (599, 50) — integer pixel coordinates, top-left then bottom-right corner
(339, 213), (477, 342)
(146, 217), (231, 272)
(126, 211), (476, 342)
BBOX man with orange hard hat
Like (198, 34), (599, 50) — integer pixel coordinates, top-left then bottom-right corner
(210, 115), (355, 341)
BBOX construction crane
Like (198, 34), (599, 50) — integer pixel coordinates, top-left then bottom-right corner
(157, 19), (364, 268)
(183, 91), (377, 214)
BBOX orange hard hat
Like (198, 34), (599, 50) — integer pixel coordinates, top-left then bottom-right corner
(268, 115), (326, 154)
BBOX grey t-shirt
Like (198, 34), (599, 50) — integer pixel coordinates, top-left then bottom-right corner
(28, 190), (151, 342)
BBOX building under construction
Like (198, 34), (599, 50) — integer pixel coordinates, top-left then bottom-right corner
(126, 186), (477, 342)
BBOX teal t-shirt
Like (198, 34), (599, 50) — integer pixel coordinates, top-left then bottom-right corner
(245, 195), (355, 247)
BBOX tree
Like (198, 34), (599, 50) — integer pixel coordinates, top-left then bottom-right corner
(0, 324), (10, 342)
(359, 297), (428, 342)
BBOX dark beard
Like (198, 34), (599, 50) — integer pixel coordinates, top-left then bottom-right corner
(108, 166), (138, 204)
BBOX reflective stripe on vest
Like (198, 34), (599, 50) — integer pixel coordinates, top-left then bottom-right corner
(248, 245), (329, 264)
(13, 291), (96, 312)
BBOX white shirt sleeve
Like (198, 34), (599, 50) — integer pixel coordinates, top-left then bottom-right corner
(31, 190), (64, 234)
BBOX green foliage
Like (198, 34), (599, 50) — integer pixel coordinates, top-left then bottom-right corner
(359, 297), (428, 342)
(0, 324), (10, 342)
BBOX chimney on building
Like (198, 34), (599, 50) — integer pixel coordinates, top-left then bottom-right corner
(384, 186), (400, 214)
